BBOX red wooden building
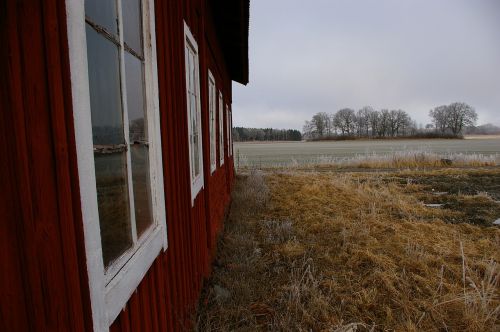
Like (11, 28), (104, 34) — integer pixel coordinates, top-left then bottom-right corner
(1, 0), (249, 330)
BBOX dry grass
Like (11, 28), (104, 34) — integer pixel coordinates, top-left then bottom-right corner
(196, 168), (500, 331)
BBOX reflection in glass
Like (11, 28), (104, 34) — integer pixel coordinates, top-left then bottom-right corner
(122, 0), (143, 56)
(85, 0), (118, 36)
(94, 152), (132, 267)
(131, 145), (153, 237)
(86, 25), (124, 145)
(125, 53), (146, 143)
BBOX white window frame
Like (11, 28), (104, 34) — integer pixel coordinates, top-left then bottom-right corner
(208, 70), (217, 173)
(226, 104), (232, 157)
(230, 109), (234, 156)
(66, 0), (167, 330)
(184, 22), (204, 204)
(218, 91), (225, 165)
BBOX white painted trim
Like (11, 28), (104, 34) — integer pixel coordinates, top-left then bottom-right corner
(146, 0), (168, 250)
(65, 0), (108, 330)
(208, 70), (217, 174)
(226, 104), (231, 156)
(218, 91), (225, 165)
(184, 21), (204, 205)
(230, 108), (233, 156)
(66, 0), (167, 329)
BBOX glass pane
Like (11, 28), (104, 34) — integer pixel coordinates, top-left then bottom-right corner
(130, 145), (153, 237)
(122, 0), (143, 56)
(125, 53), (146, 143)
(86, 25), (124, 145)
(85, 0), (118, 36)
(94, 152), (132, 267)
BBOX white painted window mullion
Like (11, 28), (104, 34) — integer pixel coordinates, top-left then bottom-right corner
(117, 0), (138, 244)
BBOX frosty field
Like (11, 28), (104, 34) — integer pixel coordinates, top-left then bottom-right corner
(234, 137), (500, 168)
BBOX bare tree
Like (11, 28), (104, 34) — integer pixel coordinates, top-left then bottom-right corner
(311, 112), (330, 137)
(429, 102), (477, 135)
(429, 105), (449, 133)
(377, 109), (391, 137)
(446, 102), (477, 135)
(356, 106), (373, 137)
(333, 108), (356, 136)
(368, 110), (380, 137)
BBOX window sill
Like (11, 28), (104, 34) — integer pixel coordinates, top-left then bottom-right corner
(105, 225), (164, 325)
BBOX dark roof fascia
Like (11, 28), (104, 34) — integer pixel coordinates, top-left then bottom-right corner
(210, 0), (249, 85)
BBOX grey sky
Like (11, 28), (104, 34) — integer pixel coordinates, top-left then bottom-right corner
(232, 0), (500, 130)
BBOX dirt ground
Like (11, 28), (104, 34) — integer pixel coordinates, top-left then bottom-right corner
(196, 167), (500, 331)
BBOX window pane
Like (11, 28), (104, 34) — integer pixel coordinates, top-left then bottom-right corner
(86, 25), (124, 145)
(85, 0), (118, 36)
(94, 152), (132, 267)
(122, 0), (143, 56)
(130, 145), (153, 237)
(125, 53), (146, 142)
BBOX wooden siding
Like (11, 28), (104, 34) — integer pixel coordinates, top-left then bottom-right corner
(1, 0), (91, 330)
(1, 0), (237, 331)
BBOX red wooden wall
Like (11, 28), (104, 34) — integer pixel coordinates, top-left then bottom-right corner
(1, 0), (237, 331)
(1, 0), (92, 330)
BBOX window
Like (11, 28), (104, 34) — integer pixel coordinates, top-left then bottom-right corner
(67, 0), (166, 328)
(230, 109), (234, 156)
(184, 22), (204, 202)
(219, 91), (225, 165)
(226, 104), (232, 157)
(208, 70), (217, 173)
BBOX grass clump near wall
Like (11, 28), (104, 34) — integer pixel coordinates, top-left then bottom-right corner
(196, 168), (500, 331)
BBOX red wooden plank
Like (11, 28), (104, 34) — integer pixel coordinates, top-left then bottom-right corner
(129, 290), (142, 331)
(139, 273), (153, 332)
(119, 305), (131, 332)
(148, 261), (160, 332)
(41, 0), (87, 330)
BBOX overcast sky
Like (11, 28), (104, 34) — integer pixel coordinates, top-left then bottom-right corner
(232, 0), (500, 130)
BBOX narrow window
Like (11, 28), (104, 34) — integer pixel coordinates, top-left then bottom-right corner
(226, 104), (232, 157)
(208, 70), (217, 173)
(70, 0), (166, 326)
(219, 91), (225, 165)
(184, 23), (204, 202)
(230, 109), (234, 156)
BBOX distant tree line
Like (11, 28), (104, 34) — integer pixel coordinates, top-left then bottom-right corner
(463, 123), (500, 135)
(233, 127), (302, 142)
(303, 102), (478, 140)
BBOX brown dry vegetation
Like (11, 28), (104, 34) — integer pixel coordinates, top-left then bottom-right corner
(196, 168), (500, 331)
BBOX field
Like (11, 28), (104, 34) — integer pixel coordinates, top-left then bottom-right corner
(234, 137), (500, 168)
(196, 167), (500, 331)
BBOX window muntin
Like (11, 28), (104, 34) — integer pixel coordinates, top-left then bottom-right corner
(184, 23), (204, 202)
(85, 0), (155, 271)
(208, 71), (217, 173)
(219, 92), (224, 165)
